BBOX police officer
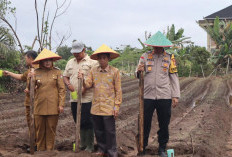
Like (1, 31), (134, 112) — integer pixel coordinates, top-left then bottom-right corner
(136, 31), (180, 157)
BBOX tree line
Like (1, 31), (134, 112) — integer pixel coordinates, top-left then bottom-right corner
(0, 0), (231, 92)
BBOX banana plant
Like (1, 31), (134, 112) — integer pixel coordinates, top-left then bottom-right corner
(166, 24), (193, 49)
(205, 16), (232, 69)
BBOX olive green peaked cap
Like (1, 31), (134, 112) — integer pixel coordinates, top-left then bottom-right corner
(144, 31), (173, 47)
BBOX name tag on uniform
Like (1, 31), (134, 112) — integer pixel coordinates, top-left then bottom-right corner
(164, 57), (168, 61)
(52, 75), (57, 79)
(148, 54), (153, 59)
(148, 61), (153, 65)
(163, 63), (168, 67)
(162, 57), (169, 63)
(161, 62), (169, 73)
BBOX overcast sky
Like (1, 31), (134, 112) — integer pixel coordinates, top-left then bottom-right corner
(8, 0), (232, 51)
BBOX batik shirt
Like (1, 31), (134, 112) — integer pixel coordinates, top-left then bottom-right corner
(84, 65), (122, 116)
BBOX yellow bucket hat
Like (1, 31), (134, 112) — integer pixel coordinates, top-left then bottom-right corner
(90, 44), (120, 60)
(32, 48), (61, 64)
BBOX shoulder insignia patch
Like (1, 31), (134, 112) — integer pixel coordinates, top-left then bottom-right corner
(169, 54), (178, 73)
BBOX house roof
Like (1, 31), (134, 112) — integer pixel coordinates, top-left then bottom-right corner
(205, 5), (232, 19)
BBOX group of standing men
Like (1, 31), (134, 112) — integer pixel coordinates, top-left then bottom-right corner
(3, 31), (180, 157)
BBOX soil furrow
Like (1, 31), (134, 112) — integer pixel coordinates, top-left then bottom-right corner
(1, 76), (232, 157)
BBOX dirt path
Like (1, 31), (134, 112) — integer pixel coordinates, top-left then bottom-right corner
(0, 76), (232, 157)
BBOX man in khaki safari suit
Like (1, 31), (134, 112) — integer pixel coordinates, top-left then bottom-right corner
(63, 41), (98, 152)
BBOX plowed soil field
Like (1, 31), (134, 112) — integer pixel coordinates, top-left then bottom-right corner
(0, 76), (232, 157)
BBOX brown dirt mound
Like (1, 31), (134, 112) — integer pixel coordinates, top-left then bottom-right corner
(0, 76), (232, 157)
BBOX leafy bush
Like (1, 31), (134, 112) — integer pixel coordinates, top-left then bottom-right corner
(0, 49), (25, 92)
(54, 59), (67, 70)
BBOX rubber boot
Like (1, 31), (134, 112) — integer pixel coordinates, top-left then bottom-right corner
(80, 129), (86, 150)
(85, 129), (94, 152)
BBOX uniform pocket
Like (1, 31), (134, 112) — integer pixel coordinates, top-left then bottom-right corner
(145, 61), (154, 72)
(82, 64), (91, 75)
(67, 67), (75, 76)
(161, 62), (169, 74)
(51, 74), (58, 87)
(52, 74), (58, 80)
(35, 75), (42, 88)
(82, 64), (91, 69)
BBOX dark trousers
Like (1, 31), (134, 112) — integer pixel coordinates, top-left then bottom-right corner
(143, 99), (172, 150)
(71, 102), (93, 129)
(92, 115), (118, 157)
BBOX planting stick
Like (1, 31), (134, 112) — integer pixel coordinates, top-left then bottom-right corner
(29, 68), (35, 154)
(75, 78), (82, 153)
(138, 71), (144, 153)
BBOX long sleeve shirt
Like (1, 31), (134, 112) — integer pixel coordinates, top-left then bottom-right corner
(34, 67), (66, 115)
(136, 51), (180, 100)
(84, 65), (122, 116)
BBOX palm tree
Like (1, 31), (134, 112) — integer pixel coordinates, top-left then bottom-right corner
(166, 24), (193, 48)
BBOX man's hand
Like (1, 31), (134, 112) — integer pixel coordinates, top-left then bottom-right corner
(3, 71), (10, 76)
(172, 98), (179, 108)
(28, 71), (35, 78)
(59, 106), (64, 113)
(137, 64), (145, 72)
(112, 106), (119, 119)
(67, 84), (75, 92)
(24, 88), (29, 93)
(113, 109), (119, 119)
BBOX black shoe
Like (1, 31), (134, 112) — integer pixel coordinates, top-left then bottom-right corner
(80, 146), (87, 150)
(137, 149), (146, 156)
(158, 151), (167, 157)
(27, 146), (37, 153)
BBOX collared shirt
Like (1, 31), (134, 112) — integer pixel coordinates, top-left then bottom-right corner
(136, 51), (180, 100)
(84, 65), (122, 116)
(63, 54), (98, 103)
(34, 67), (66, 115)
